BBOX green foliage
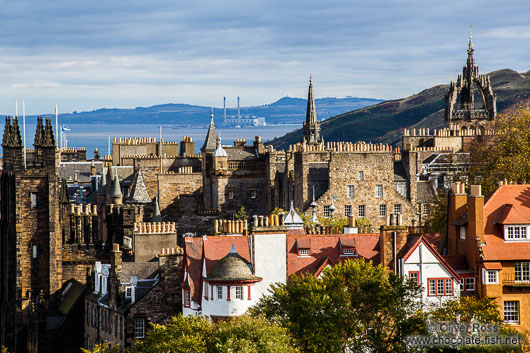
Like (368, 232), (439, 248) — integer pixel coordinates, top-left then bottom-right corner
(316, 216), (348, 231)
(423, 195), (448, 234)
(212, 316), (299, 353)
(249, 259), (422, 352)
(134, 315), (213, 353)
(81, 343), (124, 353)
(469, 107), (530, 195)
(271, 207), (285, 215)
(234, 206), (248, 221)
(294, 208), (312, 225)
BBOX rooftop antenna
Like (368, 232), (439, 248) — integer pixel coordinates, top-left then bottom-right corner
(23, 99), (26, 168)
(15, 99), (18, 117)
(55, 104), (59, 146)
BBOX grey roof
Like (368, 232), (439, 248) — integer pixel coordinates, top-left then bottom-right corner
(416, 181), (437, 203)
(151, 195), (162, 222)
(205, 245), (261, 282)
(112, 166), (135, 186)
(225, 147), (260, 161)
(58, 161), (104, 184)
(284, 201), (304, 229)
(201, 114), (219, 152)
(110, 174), (123, 198)
(393, 161), (408, 182)
(127, 170), (151, 203)
(96, 172), (107, 195)
(120, 262), (159, 282)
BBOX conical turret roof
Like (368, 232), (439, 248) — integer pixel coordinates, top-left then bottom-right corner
(110, 174), (123, 198)
(201, 108), (219, 152)
(96, 172), (107, 195)
(127, 170), (151, 203)
(205, 245), (261, 282)
(151, 194), (162, 222)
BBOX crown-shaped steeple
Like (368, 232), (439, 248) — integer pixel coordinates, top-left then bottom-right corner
(34, 116), (44, 147)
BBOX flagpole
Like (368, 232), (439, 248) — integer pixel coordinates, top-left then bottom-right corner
(15, 99), (18, 117)
(55, 104), (58, 148)
(23, 99), (26, 168)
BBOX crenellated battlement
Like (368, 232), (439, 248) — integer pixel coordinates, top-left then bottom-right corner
(403, 126), (494, 137)
(288, 141), (397, 153)
(114, 137), (157, 144)
(70, 203), (98, 216)
(134, 221), (176, 234)
(61, 147), (86, 152)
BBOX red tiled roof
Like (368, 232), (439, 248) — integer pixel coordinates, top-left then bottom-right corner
(183, 237), (204, 302)
(483, 262), (503, 270)
(423, 233), (445, 253)
(287, 233), (380, 277)
(443, 255), (470, 272)
(493, 204), (530, 225)
(483, 185), (530, 260)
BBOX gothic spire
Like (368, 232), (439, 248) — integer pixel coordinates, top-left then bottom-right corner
(43, 116), (56, 147)
(2, 116), (12, 147)
(302, 76), (321, 144)
(34, 116), (44, 147)
(201, 108), (219, 152)
(11, 117), (22, 147)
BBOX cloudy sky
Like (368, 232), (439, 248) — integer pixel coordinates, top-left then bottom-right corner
(0, 0), (529, 114)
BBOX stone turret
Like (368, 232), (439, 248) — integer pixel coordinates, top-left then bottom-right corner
(302, 76), (321, 145)
(201, 109), (220, 152)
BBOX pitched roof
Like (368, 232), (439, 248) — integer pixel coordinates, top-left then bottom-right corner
(483, 185), (530, 260)
(127, 170), (151, 203)
(120, 262), (159, 282)
(201, 114), (219, 152)
(58, 161), (104, 184)
(287, 234), (380, 276)
(284, 202), (304, 229)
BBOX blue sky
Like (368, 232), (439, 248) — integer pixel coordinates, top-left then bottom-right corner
(0, 0), (529, 114)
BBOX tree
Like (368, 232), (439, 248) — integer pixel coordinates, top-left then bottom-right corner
(423, 194), (448, 234)
(134, 315), (213, 353)
(249, 259), (422, 352)
(234, 206), (248, 221)
(212, 315), (299, 353)
(469, 106), (530, 195)
(81, 343), (124, 353)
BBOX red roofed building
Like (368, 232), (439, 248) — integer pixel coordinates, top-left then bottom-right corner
(447, 182), (530, 330)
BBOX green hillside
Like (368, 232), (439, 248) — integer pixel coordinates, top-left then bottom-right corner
(269, 69), (530, 149)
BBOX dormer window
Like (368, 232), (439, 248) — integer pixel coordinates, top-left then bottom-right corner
(483, 269), (499, 284)
(340, 238), (357, 257)
(296, 238), (311, 257)
(125, 286), (133, 299)
(343, 248), (356, 256)
(299, 249), (310, 256)
(504, 225), (529, 241)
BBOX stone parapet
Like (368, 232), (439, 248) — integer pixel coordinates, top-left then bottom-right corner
(134, 222), (176, 234)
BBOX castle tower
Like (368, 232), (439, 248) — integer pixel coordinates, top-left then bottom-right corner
(1, 116), (62, 352)
(302, 76), (322, 145)
(444, 33), (496, 130)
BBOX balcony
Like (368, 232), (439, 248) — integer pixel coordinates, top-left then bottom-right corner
(502, 274), (530, 288)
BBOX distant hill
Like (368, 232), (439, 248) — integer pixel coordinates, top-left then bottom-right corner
(269, 69), (530, 149)
(45, 96), (383, 127)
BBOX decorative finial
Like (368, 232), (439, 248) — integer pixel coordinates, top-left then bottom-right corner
(210, 107), (214, 124)
(309, 73), (312, 84)
(469, 25), (472, 40)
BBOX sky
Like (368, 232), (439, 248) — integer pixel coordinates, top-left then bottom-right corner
(0, 0), (529, 115)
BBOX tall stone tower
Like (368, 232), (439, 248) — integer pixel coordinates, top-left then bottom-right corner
(302, 77), (322, 145)
(444, 34), (496, 130)
(0, 116), (62, 352)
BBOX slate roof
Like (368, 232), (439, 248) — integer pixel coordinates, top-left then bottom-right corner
(482, 185), (530, 260)
(416, 181), (437, 203)
(393, 161), (408, 182)
(120, 262), (159, 282)
(205, 245), (261, 282)
(225, 147), (260, 161)
(127, 170), (151, 203)
(201, 117), (219, 152)
(58, 161), (104, 183)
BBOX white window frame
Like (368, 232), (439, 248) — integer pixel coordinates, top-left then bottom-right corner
(299, 249), (310, 256)
(394, 204), (401, 214)
(515, 262), (530, 282)
(347, 185), (354, 198)
(134, 318), (145, 338)
(504, 225), (529, 241)
(344, 205), (352, 217)
(235, 286), (243, 300)
(323, 206), (330, 218)
(358, 205), (366, 218)
(358, 171), (364, 181)
(376, 185), (383, 198)
(465, 277), (475, 291)
(125, 286), (133, 299)
(423, 203), (430, 216)
(250, 189), (257, 199)
(343, 248), (355, 256)
(217, 286), (223, 299)
(504, 301), (520, 324)
(31, 192), (38, 209)
(228, 190), (234, 200)
(483, 269), (499, 284)
(379, 204), (387, 217)
(32, 244), (38, 259)
(459, 226), (466, 240)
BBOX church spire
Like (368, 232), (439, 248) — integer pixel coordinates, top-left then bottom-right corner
(43, 116), (56, 147)
(302, 75), (321, 144)
(201, 108), (220, 152)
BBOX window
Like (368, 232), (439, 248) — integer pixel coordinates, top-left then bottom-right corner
(344, 205), (352, 217)
(358, 171), (364, 181)
(409, 271), (419, 285)
(465, 277), (475, 291)
(228, 190), (234, 200)
(358, 205), (366, 218)
(423, 204), (430, 216)
(299, 249), (310, 256)
(459, 279), (464, 291)
(505, 225), (529, 241)
(427, 278), (453, 296)
(323, 206), (330, 218)
(504, 301), (520, 324)
(515, 263), (530, 282)
(250, 189), (257, 199)
(379, 205), (387, 217)
(217, 286), (223, 299)
(31, 192), (38, 209)
(483, 270), (498, 284)
(343, 248), (356, 256)
(235, 286), (243, 300)
(347, 185), (354, 198)
(376, 185), (383, 198)
(184, 290), (190, 307)
(134, 318), (145, 338)
(32, 244), (37, 259)
(125, 286), (133, 299)
(459, 226), (466, 240)
(394, 204), (401, 214)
